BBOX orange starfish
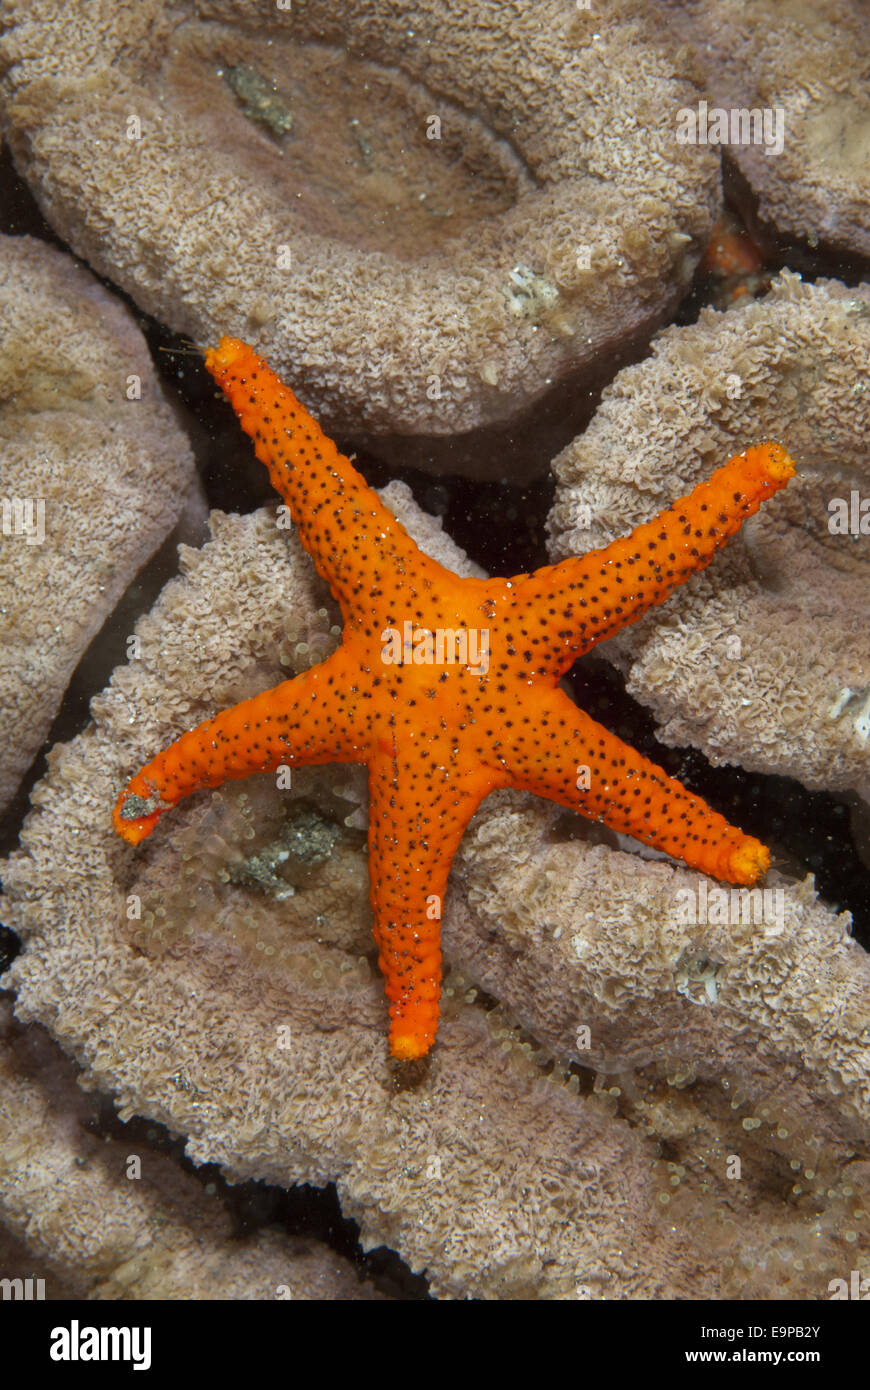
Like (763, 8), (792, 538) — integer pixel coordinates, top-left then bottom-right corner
(113, 339), (795, 1060)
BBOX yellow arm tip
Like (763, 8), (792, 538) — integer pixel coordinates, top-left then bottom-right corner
(389, 1031), (435, 1061)
(728, 840), (771, 886)
(744, 442), (796, 486)
(112, 781), (173, 845)
(204, 337), (251, 377)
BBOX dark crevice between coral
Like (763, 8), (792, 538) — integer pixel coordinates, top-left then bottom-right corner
(84, 1094), (430, 1300)
(124, 297), (563, 579)
(349, 315), (660, 485)
(0, 143), (67, 246)
(0, 925), (19, 975)
(674, 159), (870, 331)
(568, 1060), (597, 1094)
(721, 154), (870, 288)
(0, 523), (198, 861)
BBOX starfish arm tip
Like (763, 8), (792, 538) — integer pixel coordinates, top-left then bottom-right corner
(746, 441), (796, 485)
(204, 337), (250, 376)
(389, 1031), (435, 1061)
(727, 839), (771, 885)
(111, 795), (159, 846)
(111, 776), (176, 845)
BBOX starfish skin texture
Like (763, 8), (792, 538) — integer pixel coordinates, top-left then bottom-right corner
(112, 338), (796, 1060)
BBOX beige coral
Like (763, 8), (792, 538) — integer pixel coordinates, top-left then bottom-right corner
(0, 0), (720, 479)
(447, 794), (870, 1293)
(0, 1000), (381, 1299)
(450, 793), (870, 1134)
(0, 233), (201, 815)
(547, 272), (870, 802)
(2, 485), (868, 1298)
(658, 0), (870, 259)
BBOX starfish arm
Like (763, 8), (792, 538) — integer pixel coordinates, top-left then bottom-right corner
(367, 750), (502, 1059)
(204, 339), (439, 621)
(503, 687), (770, 885)
(112, 647), (367, 845)
(517, 444), (795, 671)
